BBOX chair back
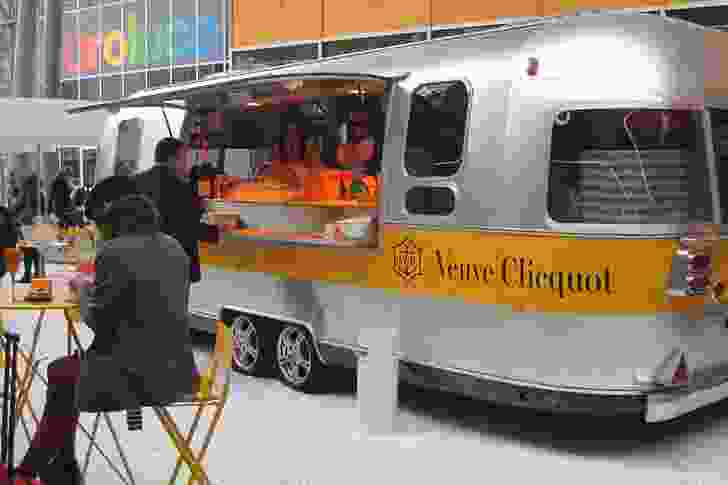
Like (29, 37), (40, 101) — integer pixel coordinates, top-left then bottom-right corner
(198, 320), (233, 402)
(2, 249), (21, 276)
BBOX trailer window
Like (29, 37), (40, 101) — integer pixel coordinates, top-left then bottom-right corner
(405, 81), (468, 177)
(709, 109), (728, 224)
(548, 109), (712, 225)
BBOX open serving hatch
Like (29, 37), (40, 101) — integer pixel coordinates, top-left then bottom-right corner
(67, 69), (409, 249)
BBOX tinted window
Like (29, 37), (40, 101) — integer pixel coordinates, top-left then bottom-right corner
(102, 75), (122, 100)
(322, 32), (425, 57)
(548, 109), (711, 225)
(61, 80), (79, 100)
(405, 187), (455, 215)
(79, 77), (99, 100)
(125, 72), (146, 96)
(405, 81), (468, 177)
(710, 109), (728, 224)
(148, 69), (170, 88)
(233, 44), (318, 70)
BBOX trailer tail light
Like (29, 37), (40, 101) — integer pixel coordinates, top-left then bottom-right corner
(526, 57), (539, 77)
(672, 353), (689, 386)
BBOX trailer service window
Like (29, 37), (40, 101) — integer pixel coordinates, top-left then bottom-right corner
(547, 108), (712, 225)
(183, 78), (387, 247)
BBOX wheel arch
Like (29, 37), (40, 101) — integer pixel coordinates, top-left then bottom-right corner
(220, 305), (328, 365)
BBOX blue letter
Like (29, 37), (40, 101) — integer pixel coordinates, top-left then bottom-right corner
(198, 16), (222, 63)
(174, 16), (195, 64)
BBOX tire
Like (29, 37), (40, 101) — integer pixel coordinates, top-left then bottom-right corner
(275, 324), (324, 393)
(231, 314), (274, 377)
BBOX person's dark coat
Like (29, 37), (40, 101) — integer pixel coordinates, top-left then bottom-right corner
(85, 176), (139, 223)
(13, 180), (46, 225)
(78, 231), (198, 411)
(50, 175), (73, 221)
(133, 165), (203, 283)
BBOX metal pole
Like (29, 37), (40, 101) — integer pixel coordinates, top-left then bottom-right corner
(44, 0), (62, 99)
(12, 0), (38, 99)
(12, 0), (40, 197)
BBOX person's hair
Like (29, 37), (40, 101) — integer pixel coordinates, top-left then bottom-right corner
(154, 137), (184, 164)
(105, 194), (160, 237)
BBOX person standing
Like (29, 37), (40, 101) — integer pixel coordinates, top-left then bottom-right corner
(50, 167), (73, 228)
(134, 138), (203, 305)
(14, 174), (44, 283)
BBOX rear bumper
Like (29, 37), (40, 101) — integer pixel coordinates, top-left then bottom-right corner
(646, 379), (728, 423)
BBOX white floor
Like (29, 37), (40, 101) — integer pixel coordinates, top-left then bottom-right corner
(3, 265), (728, 485)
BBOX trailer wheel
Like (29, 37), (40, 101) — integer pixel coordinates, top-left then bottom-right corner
(231, 315), (273, 377)
(275, 325), (323, 393)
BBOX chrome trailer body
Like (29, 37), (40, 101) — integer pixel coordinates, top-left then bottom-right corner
(77, 13), (728, 422)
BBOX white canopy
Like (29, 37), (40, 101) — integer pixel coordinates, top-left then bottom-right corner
(0, 97), (110, 153)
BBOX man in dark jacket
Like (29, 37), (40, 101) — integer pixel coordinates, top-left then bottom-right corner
(50, 167), (73, 227)
(134, 138), (203, 292)
(9, 194), (199, 485)
(86, 159), (139, 225)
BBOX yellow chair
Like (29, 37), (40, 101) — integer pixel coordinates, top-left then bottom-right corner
(81, 319), (233, 485)
(153, 318), (233, 485)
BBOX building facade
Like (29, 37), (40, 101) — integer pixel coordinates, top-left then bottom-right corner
(5, 0), (728, 188)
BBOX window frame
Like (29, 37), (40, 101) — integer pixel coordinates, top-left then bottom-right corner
(403, 79), (471, 179)
(545, 104), (719, 236)
(707, 108), (728, 230)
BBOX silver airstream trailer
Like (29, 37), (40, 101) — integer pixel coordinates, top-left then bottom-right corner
(70, 12), (728, 422)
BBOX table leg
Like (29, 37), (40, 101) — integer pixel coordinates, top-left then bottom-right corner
(15, 311), (45, 419)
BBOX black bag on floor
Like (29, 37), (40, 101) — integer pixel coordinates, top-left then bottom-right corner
(1, 332), (20, 477)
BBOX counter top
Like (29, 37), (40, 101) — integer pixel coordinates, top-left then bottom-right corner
(222, 228), (375, 249)
(209, 197), (376, 210)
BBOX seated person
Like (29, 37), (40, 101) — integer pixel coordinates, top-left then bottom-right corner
(2, 194), (199, 485)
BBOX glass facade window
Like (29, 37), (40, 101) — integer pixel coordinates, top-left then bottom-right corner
(322, 32), (426, 57)
(101, 6), (123, 74)
(124, 2), (147, 72)
(149, 0), (172, 68)
(125, 71), (146, 96)
(148, 68), (170, 88)
(64, 0), (77, 11)
(79, 10), (99, 76)
(83, 149), (97, 186)
(174, 0), (196, 66)
(62, 13), (79, 78)
(61, 148), (81, 183)
(79, 77), (99, 100)
(198, 0), (224, 64)
(61, 80), (79, 99)
(102, 75), (122, 100)
(79, 0), (100, 8)
(232, 44), (318, 71)
(173, 66), (196, 83)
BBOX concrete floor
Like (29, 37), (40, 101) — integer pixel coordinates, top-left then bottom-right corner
(3, 264), (728, 485)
